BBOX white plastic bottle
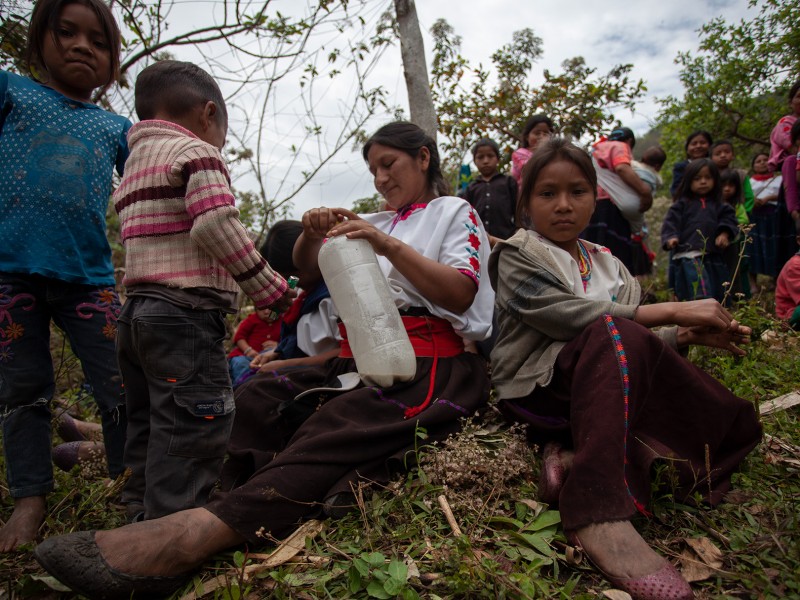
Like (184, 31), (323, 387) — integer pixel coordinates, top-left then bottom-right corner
(318, 235), (416, 387)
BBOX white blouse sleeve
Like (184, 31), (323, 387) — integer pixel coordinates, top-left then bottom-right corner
(295, 297), (341, 356)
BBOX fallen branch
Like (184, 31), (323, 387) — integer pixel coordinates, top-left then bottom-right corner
(760, 391), (800, 416)
(179, 519), (325, 600)
(437, 494), (463, 537)
(243, 519), (326, 579)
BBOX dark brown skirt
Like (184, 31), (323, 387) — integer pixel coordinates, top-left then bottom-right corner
(500, 316), (761, 531)
(206, 353), (489, 544)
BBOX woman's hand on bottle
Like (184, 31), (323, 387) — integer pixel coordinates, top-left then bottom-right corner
(301, 208), (346, 240)
(327, 208), (397, 256)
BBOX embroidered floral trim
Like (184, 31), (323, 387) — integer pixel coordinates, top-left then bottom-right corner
(464, 209), (482, 279)
(577, 240), (592, 292)
(390, 202), (427, 229)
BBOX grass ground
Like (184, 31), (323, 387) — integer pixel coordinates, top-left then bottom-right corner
(1, 200), (798, 599)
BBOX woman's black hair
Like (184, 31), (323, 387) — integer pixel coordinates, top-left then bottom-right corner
(675, 158), (720, 201)
(362, 121), (449, 197)
(520, 114), (555, 149)
(25, 0), (122, 86)
(516, 137), (597, 228)
(750, 152), (769, 169)
(788, 79), (800, 103)
(791, 119), (800, 146)
(719, 168), (743, 207)
(683, 130), (713, 156)
(608, 127), (636, 149)
(259, 220), (303, 278)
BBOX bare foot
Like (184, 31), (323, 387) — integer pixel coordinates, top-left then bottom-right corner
(96, 508), (244, 576)
(0, 496), (46, 552)
(572, 521), (666, 580)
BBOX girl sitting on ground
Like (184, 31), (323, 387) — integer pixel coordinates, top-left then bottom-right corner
(490, 137), (761, 600)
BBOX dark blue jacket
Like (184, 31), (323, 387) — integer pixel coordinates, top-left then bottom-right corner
(661, 196), (739, 255)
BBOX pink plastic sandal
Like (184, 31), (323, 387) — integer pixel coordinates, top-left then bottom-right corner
(566, 530), (694, 600)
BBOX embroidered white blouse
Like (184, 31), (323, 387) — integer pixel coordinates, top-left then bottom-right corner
(360, 196), (494, 341)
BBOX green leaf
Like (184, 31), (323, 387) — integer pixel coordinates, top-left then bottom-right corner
(366, 580), (392, 599)
(365, 551), (385, 567)
(233, 550), (245, 568)
(353, 557), (370, 577)
(527, 510), (561, 531)
(348, 566), (364, 593)
(384, 576), (404, 595)
(519, 532), (555, 556)
(401, 589), (421, 600)
(387, 559), (408, 581)
(488, 515), (525, 529)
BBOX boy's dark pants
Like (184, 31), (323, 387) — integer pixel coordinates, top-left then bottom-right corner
(117, 296), (234, 520)
(0, 274), (126, 498)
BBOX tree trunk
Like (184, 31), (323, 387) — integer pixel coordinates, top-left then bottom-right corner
(393, 0), (437, 140)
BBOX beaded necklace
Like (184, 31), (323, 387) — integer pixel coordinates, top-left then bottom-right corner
(577, 240), (592, 292)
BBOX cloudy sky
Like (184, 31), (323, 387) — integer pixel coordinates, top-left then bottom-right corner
(275, 0), (756, 218)
(105, 0), (756, 220)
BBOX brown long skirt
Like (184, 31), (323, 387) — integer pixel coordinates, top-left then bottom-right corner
(206, 353), (489, 544)
(500, 316), (761, 531)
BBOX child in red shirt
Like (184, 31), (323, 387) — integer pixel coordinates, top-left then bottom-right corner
(228, 308), (282, 382)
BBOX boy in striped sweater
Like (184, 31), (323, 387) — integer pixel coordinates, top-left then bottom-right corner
(114, 60), (294, 521)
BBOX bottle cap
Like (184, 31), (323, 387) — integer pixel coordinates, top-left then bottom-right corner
(287, 276), (299, 289)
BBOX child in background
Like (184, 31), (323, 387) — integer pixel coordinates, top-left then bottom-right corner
(767, 79), (800, 172)
(585, 127), (653, 276)
(630, 145), (666, 275)
(710, 140), (755, 213)
(114, 60), (293, 522)
(0, 0), (131, 551)
(227, 307), (281, 383)
(240, 220), (340, 384)
(749, 152), (785, 292)
(662, 159), (738, 302)
(720, 169), (751, 299)
(781, 120), (800, 223)
(775, 230), (800, 328)
(721, 169), (749, 228)
(511, 114), (554, 186)
(461, 138), (517, 247)
(631, 145), (666, 192)
(670, 130), (713, 199)
(750, 152), (783, 210)
(490, 137), (760, 600)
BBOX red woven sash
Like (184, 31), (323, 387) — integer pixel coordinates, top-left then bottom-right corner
(337, 316), (463, 358)
(337, 315), (464, 419)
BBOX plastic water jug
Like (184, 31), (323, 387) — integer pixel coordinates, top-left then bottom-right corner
(318, 235), (417, 387)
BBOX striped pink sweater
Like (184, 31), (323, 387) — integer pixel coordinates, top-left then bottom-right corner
(114, 120), (287, 309)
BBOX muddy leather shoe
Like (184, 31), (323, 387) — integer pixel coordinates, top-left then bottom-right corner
(35, 531), (192, 599)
